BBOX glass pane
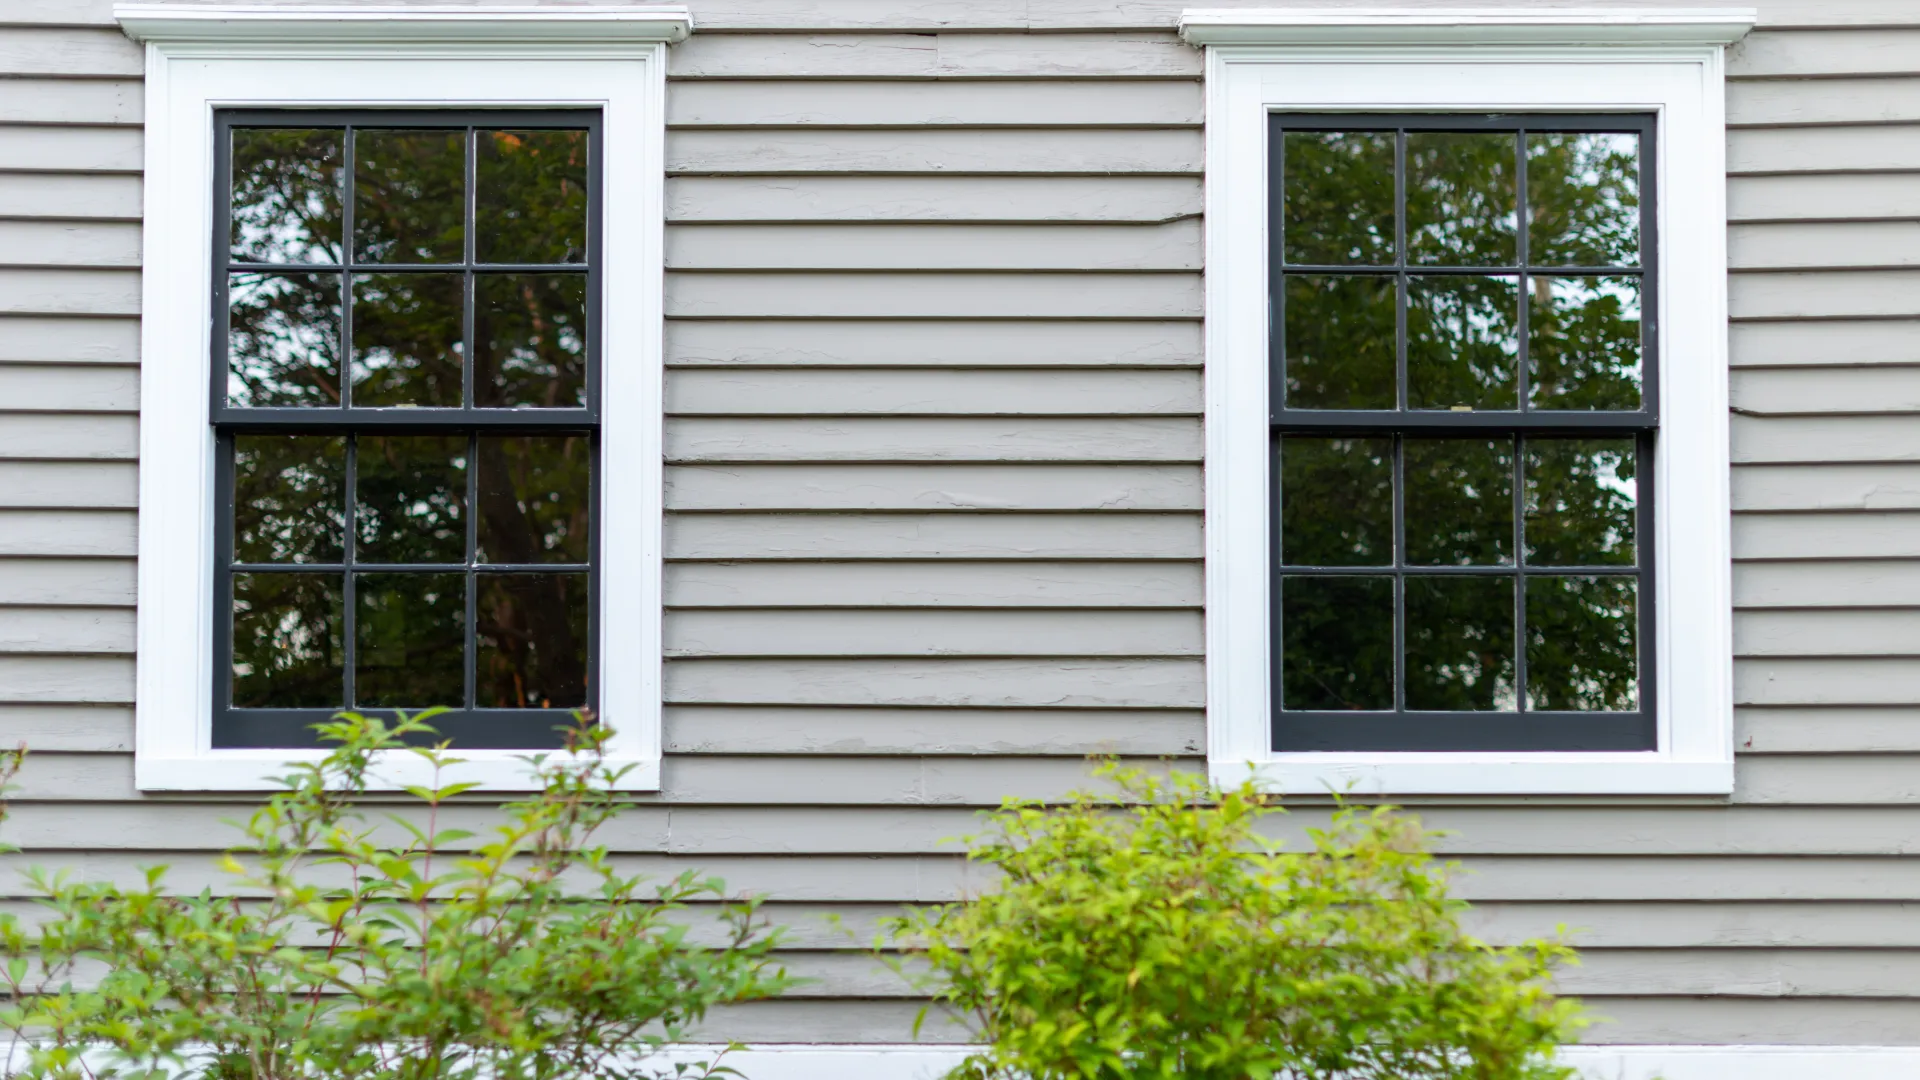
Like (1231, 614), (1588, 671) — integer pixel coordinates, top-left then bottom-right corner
(476, 435), (591, 564)
(232, 572), (342, 708)
(1528, 275), (1642, 410)
(477, 573), (589, 708)
(473, 274), (587, 408)
(1282, 131), (1395, 266)
(1280, 576), (1393, 710)
(234, 435), (345, 564)
(1284, 275), (1396, 409)
(230, 128), (343, 264)
(355, 435), (468, 565)
(476, 129), (589, 265)
(1407, 275), (1519, 410)
(1528, 133), (1640, 267)
(227, 272), (343, 407)
(1526, 438), (1637, 567)
(350, 273), (465, 408)
(353, 129), (466, 264)
(354, 572), (466, 708)
(1278, 436), (1392, 567)
(1407, 132), (1517, 266)
(1404, 438), (1514, 566)
(1405, 575), (1516, 711)
(1526, 575), (1638, 711)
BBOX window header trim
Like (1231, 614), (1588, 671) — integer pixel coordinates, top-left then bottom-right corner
(1178, 7), (1754, 49)
(115, 4), (693, 50)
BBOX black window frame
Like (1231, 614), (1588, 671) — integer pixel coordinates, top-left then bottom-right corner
(210, 107), (604, 750)
(1269, 111), (1658, 754)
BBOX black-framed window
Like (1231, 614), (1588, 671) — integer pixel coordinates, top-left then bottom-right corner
(212, 110), (602, 750)
(1270, 114), (1656, 753)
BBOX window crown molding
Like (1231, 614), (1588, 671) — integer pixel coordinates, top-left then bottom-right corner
(115, 4), (693, 47)
(1178, 7), (1755, 48)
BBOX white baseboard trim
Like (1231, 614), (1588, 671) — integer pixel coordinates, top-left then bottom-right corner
(667, 1044), (1920, 1080)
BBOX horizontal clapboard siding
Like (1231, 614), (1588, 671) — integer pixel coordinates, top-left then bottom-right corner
(0, 0), (1916, 1052)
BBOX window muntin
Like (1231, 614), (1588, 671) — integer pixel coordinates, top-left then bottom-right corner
(1270, 114), (1655, 754)
(212, 110), (601, 750)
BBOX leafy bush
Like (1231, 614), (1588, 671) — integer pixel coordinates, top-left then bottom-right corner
(0, 712), (790, 1080)
(886, 764), (1584, 1080)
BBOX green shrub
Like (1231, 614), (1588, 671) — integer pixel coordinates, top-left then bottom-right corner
(886, 763), (1584, 1080)
(0, 711), (790, 1080)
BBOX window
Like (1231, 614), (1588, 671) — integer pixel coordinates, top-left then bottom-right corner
(1272, 115), (1654, 754)
(120, 5), (686, 790)
(215, 112), (600, 750)
(1185, 8), (1752, 795)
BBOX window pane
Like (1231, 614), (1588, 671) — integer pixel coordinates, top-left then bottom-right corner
(1528, 133), (1640, 267)
(1526, 438), (1637, 566)
(1282, 131), (1394, 266)
(1281, 576), (1394, 710)
(355, 435), (468, 565)
(476, 435), (591, 564)
(1405, 575), (1516, 711)
(1528, 275), (1642, 410)
(353, 129), (466, 264)
(477, 573), (588, 708)
(1404, 438), (1514, 566)
(230, 128), (343, 265)
(1279, 436), (1392, 566)
(1526, 576), (1638, 711)
(233, 572), (342, 707)
(350, 272), (465, 408)
(476, 129), (588, 265)
(1407, 275), (1519, 410)
(1284, 275), (1396, 409)
(228, 272), (343, 407)
(234, 434), (345, 564)
(473, 274), (587, 408)
(1407, 132), (1517, 266)
(355, 572), (466, 708)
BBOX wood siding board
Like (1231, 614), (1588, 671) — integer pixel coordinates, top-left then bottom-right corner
(0, 558), (132, 606)
(666, 221), (1204, 271)
(0, 317), (138, 364)
(662, 704), (1206, 755)
(666, 367), (1201, 414)
(0, 414), (136, 460)
(666, 79), (1202, 128)
(666, 176), (1201, 223)
(0, 606), (131, 654)
(0, 704), (130, 752)
(0, 27), (136, 77)
(1731, 78), (1920, 127)
(1734, 367), (1920, 413)
(0, 267), (138, 316)
(1736, 512), (1920, 560)
(1734, 415), (1920, 463)
(1736, 560), (1920, 608)
(1737, 657), (1920, 705)
(664, 657), (1206, 708)
(1732, 269), (1920, 320)
(0, 221), (141, 269)
(0, 79), (139, 125)
(663, 608), (1203, 657)
(663, 560), (1203, 608)
(665, 128), (1201, 176)
(664, 463), (1201, 511)
(0, 510), (133, 556)
(668, 32), (1200, 79)
(0, 125), (139, 173)
(667, 319), (1202, 367)
(665, 416), (1202, 463)
(663, 512), (1202, 559)
(0, 363), (136, 411)
(1733, 319), (1920, 367)
(665, 271), (1202, 319)
(0, 461), (136, 508)
(1730, 174), (1920, 223)
(1732, 30), (1920, 79)
(0, 655), (130, 703)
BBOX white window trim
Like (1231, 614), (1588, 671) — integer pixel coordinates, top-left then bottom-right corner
(1186, 8), (1754, 796)
(118, 4), (690, 792)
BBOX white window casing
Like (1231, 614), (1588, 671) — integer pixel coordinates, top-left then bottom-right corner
(1186, 8), (1755, 796)
(118, 4), (689, 792)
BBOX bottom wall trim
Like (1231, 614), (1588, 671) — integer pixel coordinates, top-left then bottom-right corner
(664, 1045), (1920, 1080)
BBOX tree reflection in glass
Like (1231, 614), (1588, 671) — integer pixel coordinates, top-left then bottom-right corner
(1407, 276), (1519, 410)
(350, 273), (465, 407)
(234, 434), (344, 564)
(1282, 131), (1395, 266)
(228, 273), (342, 407)
(1278, 436), (1392, 566)
(355, 572), (466, 707)
(1526, 439), (1636, 566)
(353, 129), (465, 264)
(1527, 576), (1637, 710)
(474, 275), (587, 408)
(1529, 276), (1641, 410)
(1284, 275), (1397, 409)
(1281, 576), (1394, 710)
(478, 574), (589, 708)
(1528, 133), (1639, 267)
(233, 573), (342, 707)
(477, 129), (588, 265)
(230, 128), (342, 264)
(355, 435), (467, 565)
(476, 435), (591, 564)
(1403, 438), (1514, 566)
(1405, 576), (1516, 711)
(1407, 132), (1517, 266)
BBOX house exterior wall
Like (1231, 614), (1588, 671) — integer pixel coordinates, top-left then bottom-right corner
(2, 0), (1920, 1048)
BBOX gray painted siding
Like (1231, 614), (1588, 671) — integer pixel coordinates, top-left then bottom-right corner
(3, 0), (1920, 1049)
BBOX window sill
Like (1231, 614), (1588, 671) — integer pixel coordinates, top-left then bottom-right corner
(135, 752), (663, 794)
(1217, 755), (1733, 797)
